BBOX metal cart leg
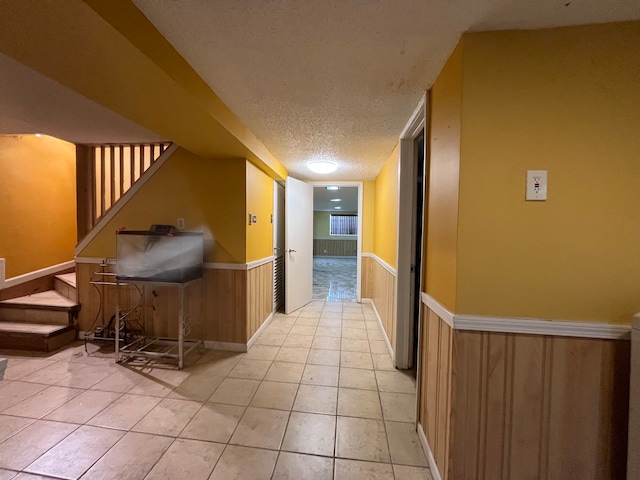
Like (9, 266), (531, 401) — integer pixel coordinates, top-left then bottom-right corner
(115, 279), (120, 363)
(178, 284), (184, 369)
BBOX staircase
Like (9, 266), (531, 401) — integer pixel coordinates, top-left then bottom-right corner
(0, 272), (80, 352)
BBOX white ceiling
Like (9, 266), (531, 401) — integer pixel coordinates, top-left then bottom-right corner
(0, 1), (638, 179)
(314, 186), (359, 212)
(133, 0), (639, 180)
(0, 53), (165, 145)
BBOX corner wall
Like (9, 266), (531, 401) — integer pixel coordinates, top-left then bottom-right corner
(418, 22), (639, 480)
(77, 148), (274, 347)
(457, 22), (640, 323)
(0, 135), (76, 278)
(364, 146), (400, 351)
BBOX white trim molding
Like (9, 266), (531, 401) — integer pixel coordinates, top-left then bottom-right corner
(417, 422), (442, 480)
(75, 143), (179, 256)
(368, 253), (397, 277)
(422, 293), (631, 340)
(247, 256), (274, 270)
(396, 93), (428, 370)
(421, 293), (454, 328)
(75, 257), (274, 272)
(75, 257), (114, 265)
(203, 340), (247, 353)
(207, 257), (274, 271)
(1, 260), (75, 290)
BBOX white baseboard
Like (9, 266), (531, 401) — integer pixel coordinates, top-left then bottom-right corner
(370, 299), (394, 358)
(360, 298), (372, 304)
(203, 340), (247, 353)
(417, 422), (442, 480)
(247, 311), (275, 349)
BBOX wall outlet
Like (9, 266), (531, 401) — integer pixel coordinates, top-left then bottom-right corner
(526, 170), (547, 201)
(177, 218), (186, 229)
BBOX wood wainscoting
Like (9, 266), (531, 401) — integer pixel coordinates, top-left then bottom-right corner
(247, 261), (274, 341)
(418, 302), (630, 480)
(418, 308), (453, 477)
(313, 239), (357, 257)
(363, 254), (396, 352)
(76, 259), (274, 348)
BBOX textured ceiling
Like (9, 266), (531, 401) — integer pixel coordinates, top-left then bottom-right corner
(133, 0), (640, 180)
(0, 1), (637, 180)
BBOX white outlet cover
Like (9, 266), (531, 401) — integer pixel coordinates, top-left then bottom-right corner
(526, 170), (547, 201)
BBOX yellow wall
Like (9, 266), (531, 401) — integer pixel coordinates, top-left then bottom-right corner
(246, 161), (273, 262)
(456, 22), (640, 323)
(0, 135), (76, 277)
(424, 43), (463, 311)
(373, 145), (399, 268)
(78, 149), (246, 263)
(313, 211), (358, 240)
(362, 180), (375, 252)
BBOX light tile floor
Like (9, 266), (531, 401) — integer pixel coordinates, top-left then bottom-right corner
(0, 301), (432, 479)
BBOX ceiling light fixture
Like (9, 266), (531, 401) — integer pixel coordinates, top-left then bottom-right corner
(308, 161), (337, 174)
(326, 186), (339, 191)
(330, 199), (342, 202)
(334, 206), (342, 210)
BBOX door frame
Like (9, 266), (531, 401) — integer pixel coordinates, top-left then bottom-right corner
(309, 181), (364, 302)
(395, 94), (428, 369)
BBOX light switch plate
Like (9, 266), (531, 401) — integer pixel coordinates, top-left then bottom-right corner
(526, 170), (547, 201)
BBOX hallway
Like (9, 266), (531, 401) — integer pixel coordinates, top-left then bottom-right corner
(0, 301), (431, 479)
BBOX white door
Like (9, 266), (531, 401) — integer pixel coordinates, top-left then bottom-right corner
(285, 176), (313, 314)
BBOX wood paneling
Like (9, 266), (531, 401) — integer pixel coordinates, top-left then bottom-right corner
(418, 308), (452, 478)
(449, 331), (629, 480)
(313, 239), (357, 257)
(361, 256), (373, 299)
(77, 261), (275, 346)
(247, 261), (274, 340)
(417, 301), (631, 480)
(204, 268), (246, 344)
(369, 257), (396, 350)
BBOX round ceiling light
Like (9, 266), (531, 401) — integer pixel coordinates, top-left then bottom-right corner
(308, 161), (337, 174)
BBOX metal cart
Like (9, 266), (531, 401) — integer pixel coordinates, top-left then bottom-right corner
(114, 229), (204, 369)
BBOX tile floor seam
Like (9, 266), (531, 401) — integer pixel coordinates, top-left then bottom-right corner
(0, 298), (431, 480)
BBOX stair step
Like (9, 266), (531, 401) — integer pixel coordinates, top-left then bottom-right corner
(54, 273), (77, 302)
(54, 272), (76, 288)
(0, 322), (77, 352)
(0, 290), (80, 325)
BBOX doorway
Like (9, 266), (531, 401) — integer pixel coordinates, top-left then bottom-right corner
(395, 95), (427, 370)
(312, 186), (359, 302)
(309, 182), (363, 304)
